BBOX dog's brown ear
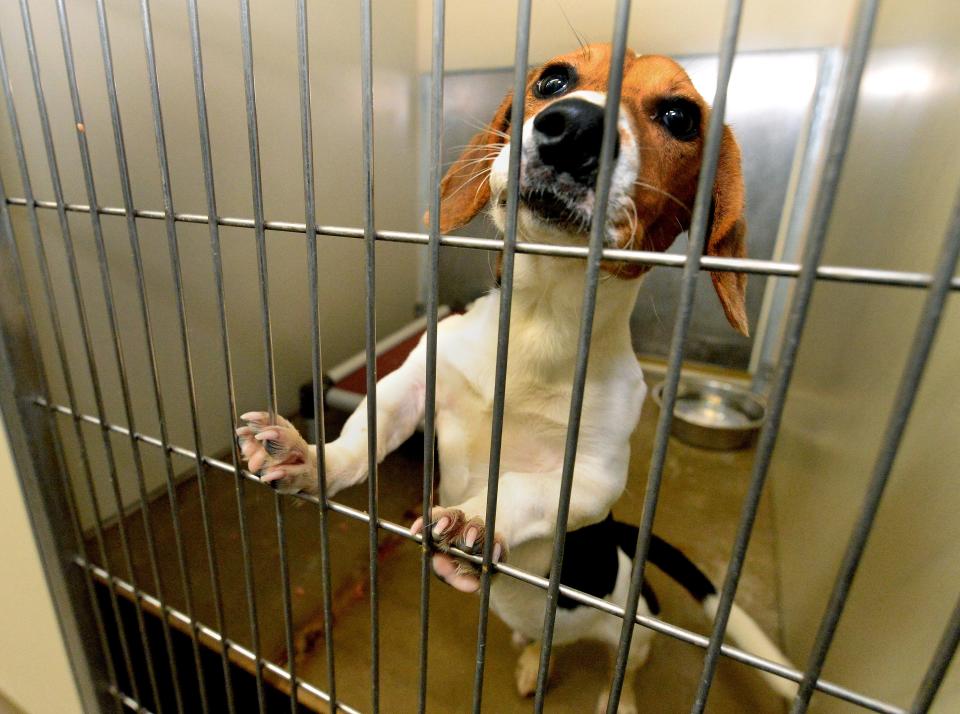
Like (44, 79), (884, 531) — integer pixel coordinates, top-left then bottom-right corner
(428, 93), (514, 233)
(706, 125), (749, 337)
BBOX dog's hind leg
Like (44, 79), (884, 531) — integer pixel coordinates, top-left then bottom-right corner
(594, 548), (655, 714)
(515, 640), (554, 698)
(593, 631), (650, 714)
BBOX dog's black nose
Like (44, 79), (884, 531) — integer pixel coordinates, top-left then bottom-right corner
(533, 98), (619, 184)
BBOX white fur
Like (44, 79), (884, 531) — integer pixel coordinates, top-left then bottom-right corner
(260, 90), (794, 707)
(489, 90), (640, 247)
(321, 252), (645, 546)
(703, 595), (800, 699)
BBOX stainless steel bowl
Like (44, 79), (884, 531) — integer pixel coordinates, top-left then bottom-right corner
(651, 376), (766, 450)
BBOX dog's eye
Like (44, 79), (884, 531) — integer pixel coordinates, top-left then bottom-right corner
(535, 65), (575, 99)
(657, 99), (700, 141)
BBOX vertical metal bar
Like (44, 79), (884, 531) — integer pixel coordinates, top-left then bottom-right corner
(532, 3), (631, 710)
(418, 1), (445, 710)
(52, 1), (175, 710)
(469, 1), (530, 711)
(237, 2), (298, 712)
(294, 0), (337, 708)
(184, 0), (264, 709)
(911, 593), (960, 714)
(15, 0), (151, 702)
(237, 3), (277, 416)
(603, 2), (742, 712)
(748, 48), (842, 392)
(790, 177), (960, 713)
(137, 0), (239, 710)
(91, 0), (204, 709)
(692, 1), (880, 710)
(358, 1), (380, 711)
(276, 496), (298, 714)
(0, 105), (117, 714)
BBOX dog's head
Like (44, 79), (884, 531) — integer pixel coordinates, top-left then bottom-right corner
(436, 44), (748, 336)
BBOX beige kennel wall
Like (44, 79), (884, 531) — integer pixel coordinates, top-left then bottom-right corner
(0, 422), (82, 714)
(414, 0), (854, 72)
(0, 0), (422, 528)
(766, 0), (960, 711)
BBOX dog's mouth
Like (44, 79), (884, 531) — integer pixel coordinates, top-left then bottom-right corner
(491, 162), (596, 235)
(517, 185), (591, 233)
(489, 135), (638, 243)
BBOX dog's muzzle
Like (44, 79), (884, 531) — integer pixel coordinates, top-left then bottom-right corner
(533, 98), (620, 186)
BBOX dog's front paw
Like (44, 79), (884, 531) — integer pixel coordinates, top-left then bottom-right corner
(409, 506), (506, 593)
(236, 411), (316, 494)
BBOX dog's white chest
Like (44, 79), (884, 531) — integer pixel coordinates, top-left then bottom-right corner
(431, 275), (646, 507)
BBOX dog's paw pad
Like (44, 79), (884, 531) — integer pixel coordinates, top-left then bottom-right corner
(235, 411), (313, 491)
(259, 463), (315, 494)
(409, 506), (506, 593)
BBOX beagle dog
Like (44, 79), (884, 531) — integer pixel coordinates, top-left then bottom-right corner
(238, 44), (794, 711)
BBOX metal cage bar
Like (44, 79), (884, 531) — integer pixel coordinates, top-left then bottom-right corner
(692, 0), (880, 709)
(470, 1), (531, 711)
(789, 155), (960, 714)
(11, 0), (151, 701)
(0, 90), (116, 714)
(51, 1), (180, 710)
(90, 0), (214, 707)
(294, 0), (339, 710)
(139, 0), (241, 708)
(182, 0), (267, 709)
(420, 1), (446, 710)
(110, 687), (151, 714)
(1, 2), (957, 713)
(359, 1), (381, 710)
(912, 593), (960, 714)
(237, 1), (299, 712)
(604, 0), (742, 711)
(5, 197), (957, 291)
(533, 1), (632, 710)
(76, 557), (363, 714)
(31, 396), (914, 713)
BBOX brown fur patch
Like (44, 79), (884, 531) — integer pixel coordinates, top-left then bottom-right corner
(433, 44), (749, 335)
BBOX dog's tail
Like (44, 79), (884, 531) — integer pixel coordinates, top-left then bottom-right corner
(613, 521), (798, 699)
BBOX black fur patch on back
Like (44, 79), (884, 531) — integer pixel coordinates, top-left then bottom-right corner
(554, 514), (660, 614)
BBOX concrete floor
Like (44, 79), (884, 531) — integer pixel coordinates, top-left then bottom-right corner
(93, 369), (785, 713)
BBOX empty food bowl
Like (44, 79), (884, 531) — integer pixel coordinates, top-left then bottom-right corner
(651, 376), (766, 450)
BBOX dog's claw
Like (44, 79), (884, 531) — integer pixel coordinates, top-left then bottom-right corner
(411, 506), (506, 593)
(235, 412), (315, 494)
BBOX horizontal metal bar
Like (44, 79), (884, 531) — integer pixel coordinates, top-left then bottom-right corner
(36, 398), (902, 714)
(79, 558), (361, 714)
(6, 196), (958, 291)
(108, 686), (153, 714)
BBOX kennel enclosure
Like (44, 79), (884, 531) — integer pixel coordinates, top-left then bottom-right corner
(1, 0), (959, 713)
